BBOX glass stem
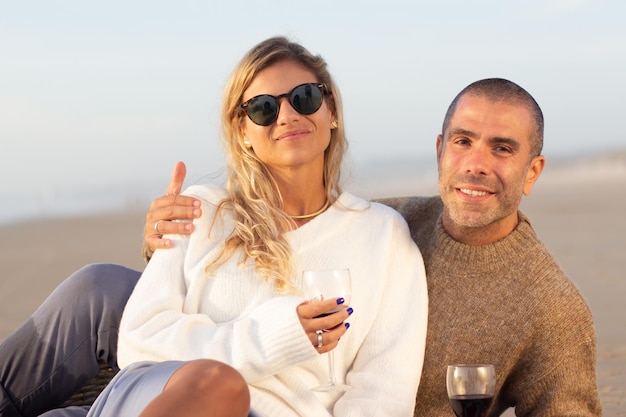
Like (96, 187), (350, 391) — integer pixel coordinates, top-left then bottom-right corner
(327, 351), (338, 386)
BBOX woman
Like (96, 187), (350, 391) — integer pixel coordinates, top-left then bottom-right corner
(86, 36), (428, 417)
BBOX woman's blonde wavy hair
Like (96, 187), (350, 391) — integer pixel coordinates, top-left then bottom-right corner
(205, 36), (348, 294)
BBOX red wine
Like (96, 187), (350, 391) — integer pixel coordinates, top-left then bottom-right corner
(449, 394), (493, 417)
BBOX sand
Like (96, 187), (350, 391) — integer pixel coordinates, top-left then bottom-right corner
(1, 158), (625, 415)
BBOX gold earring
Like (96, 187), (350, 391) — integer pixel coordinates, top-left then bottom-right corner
(331, 120), (338, 129)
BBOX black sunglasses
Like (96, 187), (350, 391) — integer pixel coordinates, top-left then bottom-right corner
(240, 83), (328, 126)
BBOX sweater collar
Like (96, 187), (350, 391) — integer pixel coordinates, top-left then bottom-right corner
(432, 211), (539, 275)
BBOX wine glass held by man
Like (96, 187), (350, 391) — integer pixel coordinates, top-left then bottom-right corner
(80, 36), (429, 417)
(446, 364), (495, 417)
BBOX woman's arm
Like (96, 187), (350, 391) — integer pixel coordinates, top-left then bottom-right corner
(120, 185), (320, 383)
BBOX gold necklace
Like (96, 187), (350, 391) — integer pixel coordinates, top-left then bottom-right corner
(289, 200), (330, 220)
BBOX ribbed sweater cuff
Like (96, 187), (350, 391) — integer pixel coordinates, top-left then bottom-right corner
(241, 295), (318, 382)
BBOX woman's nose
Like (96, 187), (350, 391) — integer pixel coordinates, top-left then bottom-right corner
(275, 97), (300, 124)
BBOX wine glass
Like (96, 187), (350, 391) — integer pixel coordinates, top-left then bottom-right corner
(446, 364), (495, 417)
(302, 268), (352, 392)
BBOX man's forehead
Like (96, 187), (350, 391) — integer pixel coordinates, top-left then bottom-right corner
(447, 95), (534, 138)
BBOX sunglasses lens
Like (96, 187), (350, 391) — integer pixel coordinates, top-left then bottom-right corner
(243, 84), (325, 126)
(290, 84), (324, 115)
(246, 96), (279, 126)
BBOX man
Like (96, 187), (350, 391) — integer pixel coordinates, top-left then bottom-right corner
(0, 78), (601, 416)
(380, 79), (601, 415)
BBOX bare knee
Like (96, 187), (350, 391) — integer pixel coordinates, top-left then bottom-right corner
(164, 360), (250, 416)
(169, 359), (247, 394)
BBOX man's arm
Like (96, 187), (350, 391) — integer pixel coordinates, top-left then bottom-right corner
(141, 161), (202, 262)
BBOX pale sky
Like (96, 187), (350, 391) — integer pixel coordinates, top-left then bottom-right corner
(1, 0), (625, 217)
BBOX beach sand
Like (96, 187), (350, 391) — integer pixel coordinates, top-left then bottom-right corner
(1, 158), (625, 415)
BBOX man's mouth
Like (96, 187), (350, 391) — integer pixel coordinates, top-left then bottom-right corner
(458, 188), (490, 197)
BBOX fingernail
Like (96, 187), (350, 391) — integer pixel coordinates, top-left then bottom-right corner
(347, 307), (353, 315)
(344, 323), (350, 329)
(184, 223), (192, 231)
(193, 208), (201, 216)
(193, 200), (201, 207)
(336, 297), (345, 305)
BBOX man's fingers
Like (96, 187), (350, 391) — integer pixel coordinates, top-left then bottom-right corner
(165, 161), (187, 196)
(145, 235), (172, 251)
(150, 194), (200, 212)
(155, 219), (194, 236)
(146, 196), (201, 233)
(144, 219), (194, 253)
(142, 161), (200, 254)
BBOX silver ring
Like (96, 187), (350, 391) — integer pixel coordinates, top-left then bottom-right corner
(316, 330), (323, 348)
(154, 220), (162, 234)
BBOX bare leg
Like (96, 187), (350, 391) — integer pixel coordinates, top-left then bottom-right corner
(139, 360), (250, 417)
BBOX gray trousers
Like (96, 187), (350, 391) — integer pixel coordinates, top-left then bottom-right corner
(0, 264), (140, 417)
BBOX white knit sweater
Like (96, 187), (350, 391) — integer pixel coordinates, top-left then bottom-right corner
(118, 184), (428, 417)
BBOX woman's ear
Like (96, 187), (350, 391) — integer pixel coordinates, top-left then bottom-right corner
(239, 120), (252, 148)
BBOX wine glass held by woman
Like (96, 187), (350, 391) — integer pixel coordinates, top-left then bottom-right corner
(85, 36), (428, 417)
(302, 268), (353, 392)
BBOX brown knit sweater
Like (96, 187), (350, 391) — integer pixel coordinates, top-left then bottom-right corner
(378, 196), (602, 417)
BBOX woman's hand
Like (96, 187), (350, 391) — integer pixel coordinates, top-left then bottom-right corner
(296, 297), (353, 354)
(142, 161), (202, 261)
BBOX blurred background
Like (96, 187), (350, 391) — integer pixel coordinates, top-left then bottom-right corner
(1, 0), (625, 224)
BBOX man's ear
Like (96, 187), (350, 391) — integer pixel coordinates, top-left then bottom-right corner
(523, 155), (546, 195)
(436, 134), (444, 166)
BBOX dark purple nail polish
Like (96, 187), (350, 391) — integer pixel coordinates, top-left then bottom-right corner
(336, 297), (345, 305)
(345, 322), (350, 329)
(347, 307), (353, 315)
